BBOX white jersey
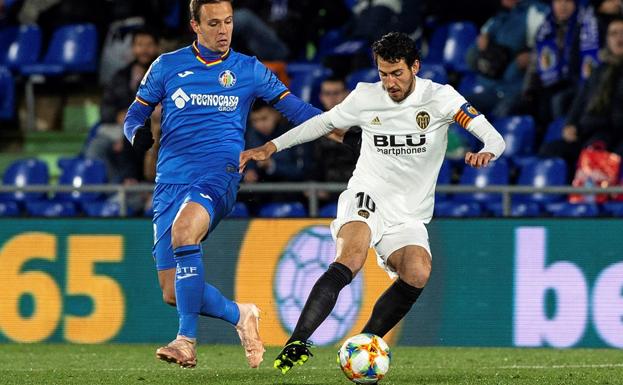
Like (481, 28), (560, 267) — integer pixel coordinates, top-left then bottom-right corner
(325, 77), (467, 224)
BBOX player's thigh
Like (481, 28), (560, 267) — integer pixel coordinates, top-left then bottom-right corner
(375, 221), (431, 286)
(153, 183), (187, 271)
(330, 188), (384, 274)
(171, 202), (211, 247)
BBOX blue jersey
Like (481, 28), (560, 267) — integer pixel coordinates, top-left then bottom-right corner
(126, 42), (311, 184)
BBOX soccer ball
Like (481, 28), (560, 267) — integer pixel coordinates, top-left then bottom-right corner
(338, 333), (391, 384)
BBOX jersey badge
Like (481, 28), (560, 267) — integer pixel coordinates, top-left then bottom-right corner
(219, 70), (237, 88)
(416, 111), (430, 130)
(370, 116), (382, 125)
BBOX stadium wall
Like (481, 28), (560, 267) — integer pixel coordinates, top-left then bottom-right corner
(0, 219), (621, 349)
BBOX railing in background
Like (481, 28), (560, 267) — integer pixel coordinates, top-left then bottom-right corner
(1, 183), (623, 217)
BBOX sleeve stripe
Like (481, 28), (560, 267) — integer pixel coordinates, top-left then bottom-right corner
(269, 90), (291, 106)
(135, 96), (156, 107)
(454, 110), (473, 128)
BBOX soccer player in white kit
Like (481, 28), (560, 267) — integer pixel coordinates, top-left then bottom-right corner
(240, 32), (506, 374)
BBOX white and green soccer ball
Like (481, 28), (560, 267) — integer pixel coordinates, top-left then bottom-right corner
(338, 333), (392, 384)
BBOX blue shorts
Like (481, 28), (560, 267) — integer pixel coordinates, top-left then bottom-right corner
(152, 170), (241, 270)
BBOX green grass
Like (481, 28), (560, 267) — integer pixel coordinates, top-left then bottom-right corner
(1, 344), (622, 384)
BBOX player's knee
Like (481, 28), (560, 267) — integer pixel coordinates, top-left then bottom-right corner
(162, 291), (176, 306)
(171, 218), (195, 248)
(336, 247), (367, 275)
(401, 264), (431, 288)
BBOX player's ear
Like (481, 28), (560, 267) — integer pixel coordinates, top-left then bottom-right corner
(190, 19), (200, 35)
(412, 60), (420, 75)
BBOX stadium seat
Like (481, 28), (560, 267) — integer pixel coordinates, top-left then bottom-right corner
(346, 67), (379, 89)
(55, 157), (107, 203)
(443, 22), (478, 73)
(426, 24), (449, 64)
(0, 66), (14, 119)
(314, 28), (345, 62)
(4, 24), (41, 70)
(1, 158), (49, 203)
(0, 201), (19, 216)
(492, 116), (536, 159)
(434, 201), (482, 217)
(21, 24), (98, 76)
(318, 202), (338, 218)
(227, 202), (249, 218)
(287, 62), (331, 104)
(81, 201), (121, 217)
(457, 72), (485, 96)
(515, 157), (567, 203)
(542, 117), (565, 144)
(419, 63), (448, 84)
(602, 202), (623, 217)
(0, 26), (18, 66)
(436, 159), (452, 200)
(546, 202), (600, 217)
(486, 202), (542, 217)
(454, 158), (510, 204)
(25, 201), (76, 217)
(258, 202), (307, 218)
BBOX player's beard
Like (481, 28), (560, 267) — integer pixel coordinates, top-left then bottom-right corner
(386, 76), (415, 103)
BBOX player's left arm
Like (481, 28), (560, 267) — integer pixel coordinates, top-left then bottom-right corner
(453, 102), (506, 168)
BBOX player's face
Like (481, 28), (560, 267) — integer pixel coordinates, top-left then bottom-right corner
(191, 2), (233, 53)
(607, 20), (623, 57)
(552, 0), (576, 22)
(377, 58), (419, 102)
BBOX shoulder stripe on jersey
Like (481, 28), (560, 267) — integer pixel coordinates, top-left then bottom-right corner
(269, 90), (291, 106)
(192, 41), (230, 67)
(135, 96), (156, 107)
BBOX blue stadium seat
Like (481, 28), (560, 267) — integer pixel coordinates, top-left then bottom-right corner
(443, 22), (478, 73)
(486, 202), (542, 217)
(0, 201), (19, 216)
(55, 157), (107, 203)
(259, 202), (307, 218)
(4, 24), (41, 70)
(457, 72), (485, 96)
(0, 66), (14, 119)
(287, 62), (331, 104)
(26, 201), (76, 217)
(493, 116), (536, 159)
(227, 202), (249, 218)
(454, 158), (510, 204)
(419, 63), (448, 84)
(346, 68), (379, 89)
(436, 159), (452, 200)
(21, 24), (98, 76)
(426, 24), (449, 63)
(516, 157), (567, 203)
(602, 202), (623, 217)
(434, 201), (482, 217)
(82, 201), (121, 217)
(546, 202), (600, 217)
(0, 26), (18, 66)
(318, 202), (338, 218)
(542, 117), (565, 144)
(1, 158), (49, 203)
(314, 28), (345, 62)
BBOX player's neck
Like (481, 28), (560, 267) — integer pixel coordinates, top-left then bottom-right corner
(195, 39), (228, 60)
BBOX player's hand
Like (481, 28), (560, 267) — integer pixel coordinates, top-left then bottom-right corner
(465, 152), (494, 168)
(239, 141), (277, 172)
(131, 118), (154, 152)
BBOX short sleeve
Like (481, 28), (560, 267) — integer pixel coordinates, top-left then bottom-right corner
(136, 56), (165, 106)
(325, 84), (362, 128)
(252, 58), (289, 103)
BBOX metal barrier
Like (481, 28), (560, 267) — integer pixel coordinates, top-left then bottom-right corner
(1, 183), (623, 217)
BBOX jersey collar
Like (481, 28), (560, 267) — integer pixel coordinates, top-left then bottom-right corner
(192, 41), (231, 67)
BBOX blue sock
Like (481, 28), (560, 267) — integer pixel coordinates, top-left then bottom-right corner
(174, 245), (204, 338)
(200, 283), (240, 325)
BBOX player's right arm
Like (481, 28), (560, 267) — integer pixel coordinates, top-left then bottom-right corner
(123, 56), (165, 151)
(239, 85), (362, 171)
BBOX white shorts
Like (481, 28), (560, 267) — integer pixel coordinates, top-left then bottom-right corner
(330, 188), (432, 278)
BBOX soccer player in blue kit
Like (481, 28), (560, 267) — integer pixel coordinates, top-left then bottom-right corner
(123, 0), (325, 369)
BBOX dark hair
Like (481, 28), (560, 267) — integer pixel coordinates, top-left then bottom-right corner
(190, 0), (233, 22)
(321, 75), (347, 87)
(132, 27), (160, 45)
(251, 99), (270, 112)
(372, 32), (420, 67)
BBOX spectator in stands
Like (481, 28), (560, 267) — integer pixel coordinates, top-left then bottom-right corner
(85, 28), (160, 185)
(541, 17), (623, 172)
(243, 100), (314, 211)
(466, 0), (548, 117)
(312, 76), (360, 204)
(579, 0), (622, 79)
(520, 0), (581, 136)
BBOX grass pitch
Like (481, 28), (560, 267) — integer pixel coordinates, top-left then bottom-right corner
(1, 344), (622, 384)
